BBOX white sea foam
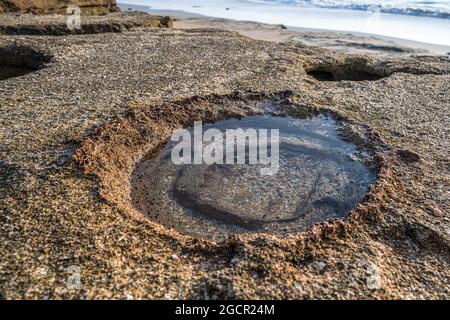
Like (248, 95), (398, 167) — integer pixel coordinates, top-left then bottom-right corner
(249, 1), (450, 19)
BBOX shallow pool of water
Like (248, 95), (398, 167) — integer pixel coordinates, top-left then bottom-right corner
(131, 115), (376, 240)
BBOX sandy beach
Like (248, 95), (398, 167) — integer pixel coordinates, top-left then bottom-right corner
(143, 7), (450, 56)
(0, 4), (449, 300)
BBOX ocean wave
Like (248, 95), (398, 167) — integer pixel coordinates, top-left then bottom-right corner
(247, 0), (450, 18)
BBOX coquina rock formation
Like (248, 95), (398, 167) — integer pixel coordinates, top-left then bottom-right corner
(0, 0), (120, 15)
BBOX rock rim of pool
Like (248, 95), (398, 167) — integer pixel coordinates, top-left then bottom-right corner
(73, 91), (400, 242)
(131, 114), (378, 240)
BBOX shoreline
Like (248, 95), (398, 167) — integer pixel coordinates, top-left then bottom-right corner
(119, 3), (450, 56)
(161, 10), (450, 56)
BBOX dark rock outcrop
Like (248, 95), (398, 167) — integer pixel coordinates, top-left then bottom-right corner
(0, 12), (174, 35)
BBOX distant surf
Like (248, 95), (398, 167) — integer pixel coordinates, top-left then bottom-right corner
(248, 0), (450, 19)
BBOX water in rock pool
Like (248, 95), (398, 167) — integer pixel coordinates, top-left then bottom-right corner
(131, 115), (376, 240)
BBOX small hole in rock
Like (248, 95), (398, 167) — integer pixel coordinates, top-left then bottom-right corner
(0, 45), (51, 81)
(307, 70), (335, 81)
(307, 64), (387, 81)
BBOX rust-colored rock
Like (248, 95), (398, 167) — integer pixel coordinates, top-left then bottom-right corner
(0, 0), (120, 15)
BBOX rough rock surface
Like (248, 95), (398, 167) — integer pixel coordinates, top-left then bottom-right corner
(0, 12), (173, 35)
(0, 0), (119, 15)
(0, 15), (449, 299)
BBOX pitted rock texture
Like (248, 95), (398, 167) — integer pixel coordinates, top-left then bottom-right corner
(0, 18), (449, 299)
